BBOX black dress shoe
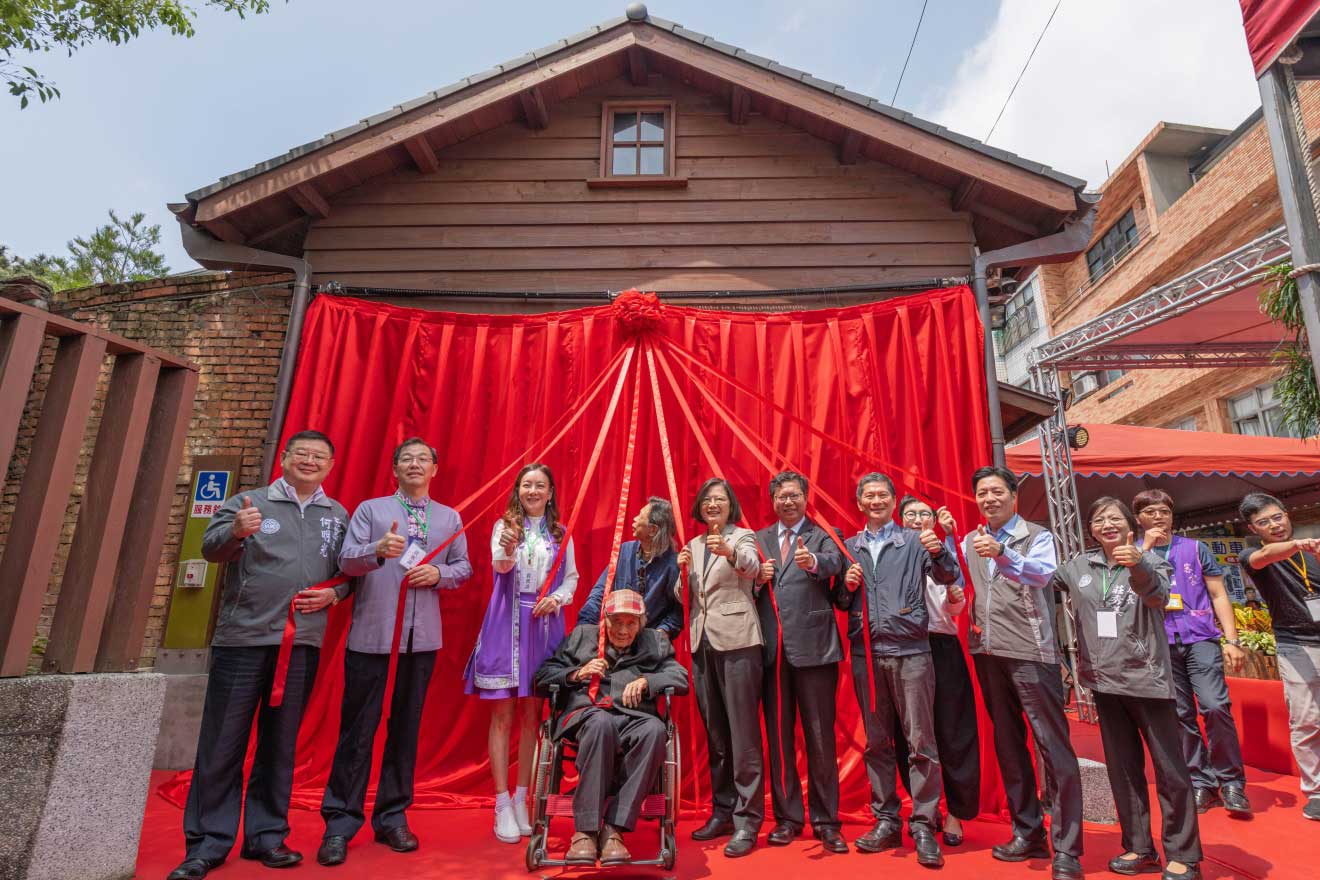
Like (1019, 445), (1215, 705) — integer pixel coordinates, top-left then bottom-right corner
(1053, 853), (1085, 880)
(992, 835), (1051, 862)
(691, 817), (735, 841)
(814, 826), (849, 853)
(1222, 785), (1253, 819)
(913, 829), (945, 869)
(375, 825), (419, 853)
(767, 823), (801, 846)
(1193, 787), (1222, 814)
(166, 858), (223, 880)
(1162, 864), (1201, 880)
(855, 819), (903, 853)
(724, 830), (757, 858)
(317, 836), (348, 867)
(240, 844), (302, 869)
(942, 830), (963, 847)
(1108, 852), (1162, 875)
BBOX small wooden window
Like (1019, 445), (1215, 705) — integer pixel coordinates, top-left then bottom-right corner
(592, 100), (683, 187)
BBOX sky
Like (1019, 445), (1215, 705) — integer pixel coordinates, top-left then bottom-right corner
(1, 0), (1264, 272)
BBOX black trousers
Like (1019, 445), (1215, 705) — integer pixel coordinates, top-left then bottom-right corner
(973, 653), (1083, 857)
(320, 649), (437, 838)
(565, 707), (668, 833)
(1170, 638), (1246, 791)
(762, 660), (841, 831)
(896, 633), (981, 820)
(1093, 691), (1202, 865)
(183, 645), (319, 861)
(691, 640), (764, 833)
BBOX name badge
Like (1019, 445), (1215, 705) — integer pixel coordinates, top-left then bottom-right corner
(1097, 610), (1119, 639)
(1166, 593), (1184, 611)
(399, 540), (427, 569)
(1307, 595), (1320, 623)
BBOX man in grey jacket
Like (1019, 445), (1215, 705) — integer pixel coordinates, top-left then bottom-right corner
(169, 430), (349, 880)
(317, 437), (472, 866)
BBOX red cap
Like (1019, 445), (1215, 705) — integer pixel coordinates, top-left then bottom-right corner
(602, 589), (645, 618)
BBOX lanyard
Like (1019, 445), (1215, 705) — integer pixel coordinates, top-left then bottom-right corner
(1099, 565), (1119, 603)
(394, 492), (429, 541)
(1287, 552), (1313, 595)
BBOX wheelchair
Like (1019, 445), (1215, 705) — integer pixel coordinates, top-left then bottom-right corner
(525, 684), (680, 871)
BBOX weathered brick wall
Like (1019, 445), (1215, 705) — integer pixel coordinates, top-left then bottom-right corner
(0, 270), (293, 670)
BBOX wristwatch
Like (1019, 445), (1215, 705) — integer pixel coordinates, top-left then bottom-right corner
(1224, 638), (1241, 647)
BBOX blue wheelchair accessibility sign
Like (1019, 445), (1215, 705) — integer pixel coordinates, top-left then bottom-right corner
(191, 470), (231, 517)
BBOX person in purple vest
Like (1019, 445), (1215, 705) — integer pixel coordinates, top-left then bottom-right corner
(1131, 490), (1251, 819)
(463, 463), (579, 844)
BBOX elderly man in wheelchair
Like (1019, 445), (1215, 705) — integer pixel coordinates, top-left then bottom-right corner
(532, 589), (689, 867)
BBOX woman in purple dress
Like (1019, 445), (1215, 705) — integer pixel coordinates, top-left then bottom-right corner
(463, 463), (578, 844)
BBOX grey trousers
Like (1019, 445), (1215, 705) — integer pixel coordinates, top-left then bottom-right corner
(1276, 640), (1320, 797)
(1170, 638), (1246, 791)
(763, 660), (841, 831)
(1093, 691), (1202, 865)
(851, 650), (942, 832)
(973, 653), (1083, 858)
(692, 641), (765, 833)
(566, 708), (668, 833)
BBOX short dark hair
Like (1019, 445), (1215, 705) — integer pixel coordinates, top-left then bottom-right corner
(393, 436), (438, 464)
(283, 429), (334, 456)
(769, 471), (808, 500)
(1240, 492), (1285, 523)
(897, 494), (928, 517)
(1087, 496), (1137, 533)
(690, 478), (743, 524)
(1131, 489), (1175, 516)
(972, 465), (1018, 494)
(856, 472), (896, 500)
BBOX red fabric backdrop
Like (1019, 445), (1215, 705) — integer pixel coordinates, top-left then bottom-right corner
(1240, 0), (1320, 75)
(164, 284), (1010, 821)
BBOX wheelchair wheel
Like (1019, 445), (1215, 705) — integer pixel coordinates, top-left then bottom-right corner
(525, 832), (545, 872)
(661, 820), (677, 870)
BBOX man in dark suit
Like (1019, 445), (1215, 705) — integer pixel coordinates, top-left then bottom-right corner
(753, 471), (848, 853)
(534, 590), (690, 866)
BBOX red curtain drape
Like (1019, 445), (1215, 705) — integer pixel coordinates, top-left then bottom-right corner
(161, 284), (1011, 822)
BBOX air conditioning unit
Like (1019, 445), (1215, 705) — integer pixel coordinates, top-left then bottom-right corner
(1072, 372), (1100, 397)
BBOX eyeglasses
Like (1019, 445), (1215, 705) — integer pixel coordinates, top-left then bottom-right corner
(902, 510), (935, 521)
(702, 497), (730, 507)
(1090, 516), (1128, 528)
(397, 455), (434, 465)
(1251, 512), (1288, 528)
(773, 492), (803, 503)
(289, 450), (331, 463)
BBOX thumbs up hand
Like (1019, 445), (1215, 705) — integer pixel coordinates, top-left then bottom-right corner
(793, 536), (815, 569)
(1113, 531), (1143, 568)
(377, 520), (406, 560)
(918, 527), (943, 556)
(498, 520), (521, 557)
(232, 495), (263, 539)
(844, 562), (864, 590)
(972, 524), (1002, 559)
(757, 559), (776, 584)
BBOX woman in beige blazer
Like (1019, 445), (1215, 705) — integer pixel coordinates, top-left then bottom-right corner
(675, 478), (766, 858)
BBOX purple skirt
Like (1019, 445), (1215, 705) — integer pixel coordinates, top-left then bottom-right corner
(469, 593), (562, 700)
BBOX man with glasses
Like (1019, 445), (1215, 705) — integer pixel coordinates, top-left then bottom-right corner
(1132, 490), (1251, 819)
(317, 437), (472, 865)
(1239, 493), (1320, 821)
(169, 431), (349, 880)
(751, 472), (848, 853)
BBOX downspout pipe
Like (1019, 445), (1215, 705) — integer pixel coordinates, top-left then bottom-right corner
(178, 221), (313, 480)
(972, 196), (1099, 466)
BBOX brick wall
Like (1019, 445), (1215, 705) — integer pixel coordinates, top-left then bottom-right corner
(0, 270), (293, 670)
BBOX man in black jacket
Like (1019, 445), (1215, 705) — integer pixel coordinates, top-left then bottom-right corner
(837, 472), (958, 869)
(534, 590), (689, 866)
(753, 471), (847, 853)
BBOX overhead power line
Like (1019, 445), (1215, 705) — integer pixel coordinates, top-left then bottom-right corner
(985, 0), (1064, 143)
(891, 0), (930, 105)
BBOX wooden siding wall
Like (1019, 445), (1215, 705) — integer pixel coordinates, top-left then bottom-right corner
(304, 78), (976, 292)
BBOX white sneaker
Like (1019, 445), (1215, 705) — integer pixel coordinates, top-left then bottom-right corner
(494, 803), (521, 843)
(513, 799), (532, 836)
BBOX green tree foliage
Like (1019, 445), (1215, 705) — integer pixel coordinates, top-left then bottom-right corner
(1, 209), (170, 290)
(1260, 263), (1320, 438)
(2, 1), (273, 107)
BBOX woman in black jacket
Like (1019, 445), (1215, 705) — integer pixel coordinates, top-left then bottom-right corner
(1050, 497), (1201, 880)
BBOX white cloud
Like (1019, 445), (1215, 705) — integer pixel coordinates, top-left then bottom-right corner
(919, 0), (1263, 190)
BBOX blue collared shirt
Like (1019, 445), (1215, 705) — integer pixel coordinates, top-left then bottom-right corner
(986, 514), (1057, 589)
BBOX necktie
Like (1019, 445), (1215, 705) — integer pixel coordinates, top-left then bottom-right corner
(781, 529), (794, 569)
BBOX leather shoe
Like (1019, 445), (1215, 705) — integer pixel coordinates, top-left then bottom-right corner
(1108, 852), (1162, 875)
(1193, 788), (1221, 814)
(913, 828), (945, 868)
(599, 826), (631, 866)
(374, 825), (419, 853)
(166, 858), (223, 880)
(992, 835), (1051, 862)
(239, 844), (301, 869)
(317, 836), (348, 867)
(942, 830), (964, 847)
(565, 831), (597, 866)
(1222, 785), (1253, 819)
(814, 826), (848, 853)
(724, 830), (757, 858)
(691, 817), (735, 840)
(854, 819), (903, 853)
(1053, 853), (1084, 880)
(767, 823), (801, 846)
(1162, 864), (1201, 880)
